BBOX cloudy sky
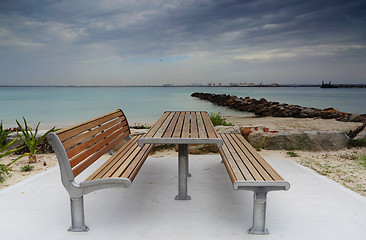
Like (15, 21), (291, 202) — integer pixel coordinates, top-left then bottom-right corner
(1, 0), (365, 86)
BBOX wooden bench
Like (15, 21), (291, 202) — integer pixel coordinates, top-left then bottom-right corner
(218, 133), (290, 235)
(47, 110), (154, 232)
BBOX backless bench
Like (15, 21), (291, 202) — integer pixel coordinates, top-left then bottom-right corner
(218, 133), (290, 235)
(47, 110), (154, 232)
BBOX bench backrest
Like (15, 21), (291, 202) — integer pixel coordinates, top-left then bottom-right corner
(55, 110), (131, 177)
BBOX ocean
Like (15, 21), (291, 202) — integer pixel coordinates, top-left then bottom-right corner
(0, 86), (365, 129)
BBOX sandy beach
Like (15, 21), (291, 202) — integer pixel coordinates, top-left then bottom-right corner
(1, 116), (365, 197)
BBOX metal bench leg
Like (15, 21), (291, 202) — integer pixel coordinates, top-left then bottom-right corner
(69, 196), (89, 232)
(248, 190), (269, 235)
(175, 144), (191, 200)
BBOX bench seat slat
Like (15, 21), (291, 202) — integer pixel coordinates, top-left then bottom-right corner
(225, 134), (264, 181)
(236, 134), (284, 181)
(85, 134), (153, 182)
(228, 134), (272, 181)
(220, 133), (253, 181)
(85, 135), (141, 180)
(99, 135), (141, 179)
(126, 144), (154, 182)
(219, 133), (285, 184)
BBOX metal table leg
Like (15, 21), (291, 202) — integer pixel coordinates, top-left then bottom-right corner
(175, 144), (191, 200)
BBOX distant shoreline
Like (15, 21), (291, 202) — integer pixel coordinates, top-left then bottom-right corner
(0, 84), (322, 88)
(1, 84), (365, 88)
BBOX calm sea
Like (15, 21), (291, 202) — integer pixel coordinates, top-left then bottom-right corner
(0, 86), (365, 129)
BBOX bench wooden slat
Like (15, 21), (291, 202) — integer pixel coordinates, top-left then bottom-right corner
(99, 135), (141, 179)
(69, 126), (127, 168)
(86, 135), (141, 180)
(219, 133), (286, 183)
(72, 130), (129, 177)
(229, 134), (272, 181)
(121, 143), (153, 179)
(57, 111), (124, 141)
(127, 144), (154, 181)
(234, 134), (284, 181)
(220, 133), (254, 181)
(114, 142), (152, 179)
(66, 123), (128, 159)
(226, 133), (264, 181)
(62, 117), (126, 150)
(190, 112), (199, 138)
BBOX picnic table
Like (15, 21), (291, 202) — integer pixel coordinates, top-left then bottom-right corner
(138, 111), (223, 200)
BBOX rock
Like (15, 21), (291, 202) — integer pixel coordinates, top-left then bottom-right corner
(191, 92), (358, 123)
(242, 127), (350, 151)
(349, 114), (363, 122)
(215, 126), (240, 134)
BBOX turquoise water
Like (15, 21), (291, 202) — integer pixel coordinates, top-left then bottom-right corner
(0, 86), (365, 129)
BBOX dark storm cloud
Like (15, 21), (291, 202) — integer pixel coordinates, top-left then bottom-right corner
(0, 0), (365, 85)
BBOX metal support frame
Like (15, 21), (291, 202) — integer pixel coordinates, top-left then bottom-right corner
(69, 196), (89, 232)
(248, 190), (268, 235)
(235, 184), (289, 235)
(175, 144), (191, 200)
(47, 132), (133, 232)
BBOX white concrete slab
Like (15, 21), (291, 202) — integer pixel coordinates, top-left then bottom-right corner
(1, 154), (366, 240)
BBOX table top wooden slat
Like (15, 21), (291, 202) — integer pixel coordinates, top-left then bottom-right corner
(172, 112), (185, 138)
(140, 111), (222, 147)
(145, 111), (170, 138)
(201, 111), (218, 138)
(153, 111), (175, 138)
(163, 111), (180, 138)
(190, 112), (198, 138)
(181, 111), (190, 138)
(196, 112), (208, 138)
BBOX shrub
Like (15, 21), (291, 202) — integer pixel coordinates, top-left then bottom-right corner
(0, 121), (10, 148)
(348, 138), (366, 147)
(287, 151), (299, 157)
(16, 117), (58, 163)
(209, 112), (233, 127)
(20, 165), (34, 172)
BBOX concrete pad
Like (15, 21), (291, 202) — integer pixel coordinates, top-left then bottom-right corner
(1, 154), (366, 240)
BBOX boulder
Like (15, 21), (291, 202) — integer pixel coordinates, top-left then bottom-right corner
(242, 127), (350, 151)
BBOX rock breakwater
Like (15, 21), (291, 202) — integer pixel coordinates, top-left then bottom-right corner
(191, 92), (365, 123)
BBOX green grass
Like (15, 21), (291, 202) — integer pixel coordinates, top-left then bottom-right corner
(348, 138), (366, 147)
(359, 155), (366, 168)
(287, 151), (298, 157)
(209, 112), (233, 127)
(20, 165), (34, 172)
